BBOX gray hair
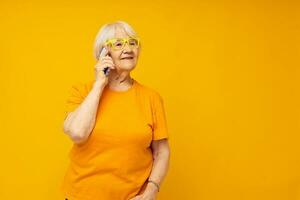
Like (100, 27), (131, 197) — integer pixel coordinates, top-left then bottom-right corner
(93, 21), (139, 60)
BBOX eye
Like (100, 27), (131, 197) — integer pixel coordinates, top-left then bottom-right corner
(129, 39), (138, 45)
(112, 41), (122, 46)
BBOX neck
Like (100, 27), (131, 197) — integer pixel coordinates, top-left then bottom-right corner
(107, 70), (133, 90)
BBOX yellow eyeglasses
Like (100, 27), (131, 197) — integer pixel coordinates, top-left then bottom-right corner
(104, 37), (140, 50)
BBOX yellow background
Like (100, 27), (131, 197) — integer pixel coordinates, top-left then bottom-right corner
(0, 0), (300, 199)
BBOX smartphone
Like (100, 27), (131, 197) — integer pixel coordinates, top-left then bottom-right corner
(99, 47), (111, 76)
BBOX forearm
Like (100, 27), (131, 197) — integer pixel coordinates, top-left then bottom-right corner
(64, 80), (105, 143)
(146, 150), (170, 192)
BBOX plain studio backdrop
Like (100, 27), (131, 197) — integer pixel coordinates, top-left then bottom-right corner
(0, 0), (300, 199)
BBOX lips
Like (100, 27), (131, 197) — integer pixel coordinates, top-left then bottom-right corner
(121, 57), (134, 60)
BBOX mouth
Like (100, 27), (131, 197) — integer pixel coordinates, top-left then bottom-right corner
(121, 56), (134, 60)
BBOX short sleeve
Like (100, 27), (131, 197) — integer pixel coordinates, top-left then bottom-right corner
(64, 82), (91, 117)
(151, 92), (169, 140)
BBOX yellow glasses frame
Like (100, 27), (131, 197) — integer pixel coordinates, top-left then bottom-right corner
(104, 37), (140, 50)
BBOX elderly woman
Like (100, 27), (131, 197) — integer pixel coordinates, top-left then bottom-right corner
(60, 21), (171, 200)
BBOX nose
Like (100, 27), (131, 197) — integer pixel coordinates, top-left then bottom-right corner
(123, 42), (132, 51)
(122, 44), (134, 55)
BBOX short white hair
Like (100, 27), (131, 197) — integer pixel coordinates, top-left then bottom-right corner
(93, 20), (139, 60)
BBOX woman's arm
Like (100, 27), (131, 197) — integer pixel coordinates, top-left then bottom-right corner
(145, 138), (171, 194)
(63, 80), (106, 144)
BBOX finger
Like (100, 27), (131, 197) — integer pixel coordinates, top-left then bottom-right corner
(100, 56), (113, 61)
(95, 66), (114, 73)
(100, 56), (110, 61)
(101, 62), (115, 69)
(95, 65), (115, 72)
(97, 58), (115, 67)
(100, 58), (114, 65)
(101, 60), (115, 66)
(95, 61), (115, 69)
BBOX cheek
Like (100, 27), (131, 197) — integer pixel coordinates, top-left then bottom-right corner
(111, 55), (121, 63)
(110, 51), (121, 59)
(134, 49), (139, 57)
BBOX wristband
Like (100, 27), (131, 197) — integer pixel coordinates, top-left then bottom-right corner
(148, 180), (160, 192)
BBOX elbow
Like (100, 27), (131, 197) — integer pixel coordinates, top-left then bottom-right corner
(68, 129), (89, 144)
(70, 132), (89, 144)
(63, 124), (89, 144)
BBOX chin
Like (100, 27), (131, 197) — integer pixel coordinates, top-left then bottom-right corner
(119, 63), (136, 70)
(121, 66), (135, 71)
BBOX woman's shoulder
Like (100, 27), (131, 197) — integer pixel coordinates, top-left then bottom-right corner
(135, 80), (163, 100)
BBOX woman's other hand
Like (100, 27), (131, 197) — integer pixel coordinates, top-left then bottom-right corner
(128, 184), (158, 200)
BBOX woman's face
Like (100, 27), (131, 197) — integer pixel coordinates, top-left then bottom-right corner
(105, 28), (140, 72)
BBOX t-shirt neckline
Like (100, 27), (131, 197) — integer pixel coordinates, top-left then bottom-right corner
(106, 78), (136, 94)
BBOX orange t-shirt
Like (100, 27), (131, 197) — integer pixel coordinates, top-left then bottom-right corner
(60, 78), (169, 200)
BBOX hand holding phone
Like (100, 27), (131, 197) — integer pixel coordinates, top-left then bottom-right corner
(99, 47), (110, 76)
(94, 47), (115, 84)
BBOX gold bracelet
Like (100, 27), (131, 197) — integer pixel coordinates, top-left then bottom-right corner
(148, 180), (160, 192)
